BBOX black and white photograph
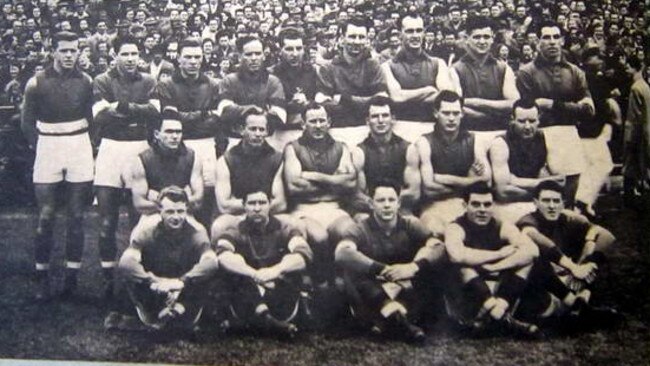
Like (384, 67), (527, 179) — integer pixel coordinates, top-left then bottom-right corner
(0, 0), (648, 365)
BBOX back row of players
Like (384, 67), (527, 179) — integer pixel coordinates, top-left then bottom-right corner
(21, 15), (620, 341)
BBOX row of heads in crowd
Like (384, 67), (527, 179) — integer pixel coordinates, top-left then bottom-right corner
(0, 0), (647, 82)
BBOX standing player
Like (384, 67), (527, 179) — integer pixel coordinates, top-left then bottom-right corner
(516, 20), (595, 208)
(445, 183), (539, 336)
(118, 186), (218, 330)
(382, 12), (453, 121)
(215, 109), (286, 215)
(155, 37), (221, 228)
(415, 91), (491, 225)
(451, 17), (520, 155)
(214, 189), (313, 338)
(334, 183), (445, 343)
(92, 34), (159, 298)
(351, 98), (421, 215)
(21, 31), (94, 300)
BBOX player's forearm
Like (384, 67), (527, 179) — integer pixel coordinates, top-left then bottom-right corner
(180, 250), (219, 284)
(20, 103), (38, 147)
(218, 197), (245, 215)
(552, 100), (594, 120)
(434, 174), (484, 188)
(275, 253), (307, 275)
(118, 254), (158, 285)
(413, 239), (445, 269)
(464, 98), (515, 115)
(270, 197), (287, 214)
(422, 180), (455, 198)
(218, 252), (257, 278)
(133, 194), (159, 215)
(450, 247), (508, 266)
(335, 243), (386, 276)
(482, 246), (537, 272)
(391, 87), (436, 103)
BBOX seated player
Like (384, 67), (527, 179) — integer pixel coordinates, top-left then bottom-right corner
(351, 98), (420, 215)
(116, 186), (218, 330)
(334, 183), (445, 343)
(444, 183), (540, 337)
(215, 109), (286, 215)
(489, 99), (565, 223)
(515, 181), (620, 326)
(130, 108), (204, 220)
(283, 102), (357, 229)
(415, 91), (491, 225)
(214, 190), (313, 338)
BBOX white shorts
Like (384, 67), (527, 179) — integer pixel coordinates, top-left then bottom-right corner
(94, 139), (149, 188)
(420, 197), (465, 225)
(494, 201), (536, 225)
(543, 125), (586, 175)
(292, 201), (350, 229)
(33, 120), (94, 184)
(473, 130), (503, 159)
(185, 138), (217, 187)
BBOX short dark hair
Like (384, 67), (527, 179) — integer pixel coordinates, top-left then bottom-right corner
(340, 15), (371, 35)
(52, 31), (79, 49)
(512, 99), (540, 118)
(367, 95), (393, 115)
(235, 35), (261, 52)
(150, 106), (180, 132)
(278, 27), (304, 47)
(627, 54), (644, 71)
(302, 101), (327, 121)
(463, 182), (492, 202)
(178, 37), (203, 55)
(112, 34), (140, 53)
(536, 20), (564, 38)
(433, 90), (463, 111)
(369, 180), (401, 198)
(465, 16), (495, 34)
(158, 185), (189, 205)
(533, 180), (564, 199)
(242, 189), (272, 203)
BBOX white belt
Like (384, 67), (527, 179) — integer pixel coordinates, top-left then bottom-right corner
(37, 118), (89, 136)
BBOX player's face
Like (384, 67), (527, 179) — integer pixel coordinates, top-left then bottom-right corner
(534, 189), (564, 221)
(538, 26), (564, 59)
(53, 39), (80, 70)
(116, 43), (140, 74)
(156, 120), (183, 150)
(303, 107), (330, 139)
(244, 192), (271, 224)
(160, 198), (188, 230)
(511, 106), (540, 139)
(280, 38), (304, 67)
(367, 104), (394, 136)
(372, 186), (400, 222)
(343, 23), (368, 58)
(401, 16), (424, 51)
(466, 193), (494, 226)
(434, 100), (463, 133)
(467, 27), (494, 56)
(242, 114), (268, 147)
(178, 45), (203, 77)
(240, 39), (264, 73)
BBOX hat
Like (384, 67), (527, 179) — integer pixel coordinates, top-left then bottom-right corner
(144, 17), (159, 26)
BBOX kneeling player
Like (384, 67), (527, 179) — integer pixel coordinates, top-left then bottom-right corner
(444, 183), (539, 336)
(516, 181), (620, 326)
(214, 190), (313, 338)
(117, 186), (218, 330)
(334, 183), (445, 343)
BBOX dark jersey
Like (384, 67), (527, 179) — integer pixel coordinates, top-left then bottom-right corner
(516, 211), (591, 262)
(290, 133), (343, 174)
(358, 133), (409, 190)
(454, 214), (507, 251)
(224, 141), (282, 199)
(424, 129), (475, 176)
(25, 66), (93, 123)
(139, 144), (195, 192)
(499, 130), (547, 178)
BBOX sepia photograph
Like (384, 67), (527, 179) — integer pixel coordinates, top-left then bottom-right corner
(0, 0), (648, 365)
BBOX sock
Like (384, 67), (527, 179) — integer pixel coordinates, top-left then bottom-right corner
(496, 274), (527, 306)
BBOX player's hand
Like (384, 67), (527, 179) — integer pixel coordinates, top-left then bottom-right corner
(381, 263), (419, 282)
(471, 160), (486, 176)
(314, 93), (332, 104)
(151, 278), (185, 293)
(254, 267), (282, 284)
(498, 245), (517, 258)
(535, 98), (554, 110)
(571, 262), (598, 281)
(292, 92), (308, 104)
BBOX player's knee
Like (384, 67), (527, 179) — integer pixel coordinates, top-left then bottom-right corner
(334, 241), (355, 263)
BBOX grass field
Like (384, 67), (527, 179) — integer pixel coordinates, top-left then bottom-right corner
(0, 195), (649, 366)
